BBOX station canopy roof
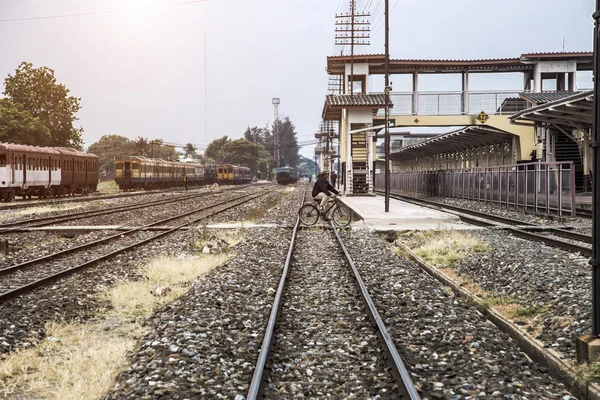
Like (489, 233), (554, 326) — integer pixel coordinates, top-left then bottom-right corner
(326, 52), (593, 75)
(510, 90), (593, 129)
(389, 126), (516, 160)
(322, 93), (390, 120)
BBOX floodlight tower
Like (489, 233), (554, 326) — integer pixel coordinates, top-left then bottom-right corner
(272, 98), (281, 167)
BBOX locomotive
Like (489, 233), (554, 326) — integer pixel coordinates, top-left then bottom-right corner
(0, 142), (99, 201)
(216, 164), (252, 185)
(275, 166), (298, 185)
(114, 157), (216, 191)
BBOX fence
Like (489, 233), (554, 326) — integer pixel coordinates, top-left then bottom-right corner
(374, 161), (576, 216)
(378, 91), (527, 116)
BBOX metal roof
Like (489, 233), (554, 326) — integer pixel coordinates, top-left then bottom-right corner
(322, 93), (390, 120)
(510, 90), (593, 129)
(389, 126), (516, 159)
(520, 91), (579, 105)
(327, 52), (593, 75)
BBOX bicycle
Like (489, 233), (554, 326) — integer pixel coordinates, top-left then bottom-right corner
(298, 196), (353, 227)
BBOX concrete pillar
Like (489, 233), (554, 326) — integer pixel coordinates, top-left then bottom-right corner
(569, 72), (577, 92)
(584, 129), (591, 192)
(462, 72), (469, 115)
(523, 71), (532, 91)
(557, 73), (566, 91)
(533, 64), (542, 93)
(412, 72), (419, 115)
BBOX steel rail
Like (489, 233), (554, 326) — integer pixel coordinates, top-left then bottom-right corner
(0, 183), (257, 211)
(0, 190), (270, 303)
(0, 184), (261, 232)
(248, 183), (420, 399)
(0, 186), (187, 211)
(379, 191), (592, 256)
(246, 184), (307, 399)
(0, 192), (205, 231)
(331, 223), (421, 399)
(0, 191), (261, 278)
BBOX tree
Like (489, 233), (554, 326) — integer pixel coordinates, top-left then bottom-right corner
(221, 138), (272, 175)
(88, 134), (133, 176)
(273, 117), (299, 168)
(184, 143), (197, 157)
(149, 139), (178, 160)
(133, 137), (149, 156)
(3, 62), (83, 148)
(205, 135), (229, 162)
(0, 99), (51, 146)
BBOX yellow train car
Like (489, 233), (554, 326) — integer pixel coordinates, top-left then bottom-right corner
(217, 164), (251, 185)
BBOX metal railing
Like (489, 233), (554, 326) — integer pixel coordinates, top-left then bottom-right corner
(376, 90), (527, 116)
(375, 161), (576, 216)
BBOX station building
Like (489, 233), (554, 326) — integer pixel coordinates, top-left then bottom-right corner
(319, 52), (593, 195)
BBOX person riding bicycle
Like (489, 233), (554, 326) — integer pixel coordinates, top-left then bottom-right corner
(312, 170), (339, 212)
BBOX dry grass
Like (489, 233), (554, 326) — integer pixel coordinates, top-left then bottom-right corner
(405, 230), (490, 268)
(109, 253), (228, 318)
(575, 362), (600, 384)
(439, 267), (487, 297)
(0, 321), (143, 400)
(192, 229), (245, 253)
(0, 203), (84, 223)
(245, 192), (287, 222)
(97, 180), (119, 194)
(0, 250), (232, 399)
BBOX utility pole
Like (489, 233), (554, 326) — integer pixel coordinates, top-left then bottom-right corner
(335, 2), (370, 94)
(591, 0), (600, 336)
(577, 0), (600, 363)
(384, 0), (391, 212)
(204, 31), (208, 157)
(272, 98), (280, 167)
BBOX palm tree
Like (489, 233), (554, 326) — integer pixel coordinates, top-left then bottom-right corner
(133, 137), (149, 156)
(184, 143), (197, 157)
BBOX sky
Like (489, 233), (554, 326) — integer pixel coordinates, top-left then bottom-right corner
(0, 0), (595, 158)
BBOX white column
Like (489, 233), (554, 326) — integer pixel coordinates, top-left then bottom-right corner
(533, 64), (542, 92)
(462, 72), (469, 115)
(412, 72), (419, 115)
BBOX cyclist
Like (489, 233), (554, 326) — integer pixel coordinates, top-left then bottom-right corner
(312, 170), (339, 212)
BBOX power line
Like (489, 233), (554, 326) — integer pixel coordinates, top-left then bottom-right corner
(0, 0), (209, 23)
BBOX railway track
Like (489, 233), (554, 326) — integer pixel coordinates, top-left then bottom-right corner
(0, 184), (264, 234)
(247, 189), (420, 399)
(0, 185), (198, 211)
(375, 190), (592, 256)
(0, 190), (270, 303)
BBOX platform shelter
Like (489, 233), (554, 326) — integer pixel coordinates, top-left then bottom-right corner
(511, 91), (594, 191)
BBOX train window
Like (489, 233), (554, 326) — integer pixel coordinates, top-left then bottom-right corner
(115, 163), (123, 170)
(132, 164), (139, 170)
(0, 155), (5, 167)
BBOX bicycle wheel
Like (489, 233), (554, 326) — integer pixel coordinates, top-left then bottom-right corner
(332, 205), (352, 227)
(299, 204), (319, 225)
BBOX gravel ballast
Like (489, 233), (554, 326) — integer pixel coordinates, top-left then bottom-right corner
(342, 230), (574, 399)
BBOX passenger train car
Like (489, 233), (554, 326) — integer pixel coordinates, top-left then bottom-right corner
(114, 157), (216, 191)
(0, 142), (99, 201)
(217, 164), (252, 185)
(275, 166), (298, 185)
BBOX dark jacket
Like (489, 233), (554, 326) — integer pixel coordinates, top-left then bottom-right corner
(312, 176), (339, 197)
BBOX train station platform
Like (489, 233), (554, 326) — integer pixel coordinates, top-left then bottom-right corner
(340, 194), (467, 231)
